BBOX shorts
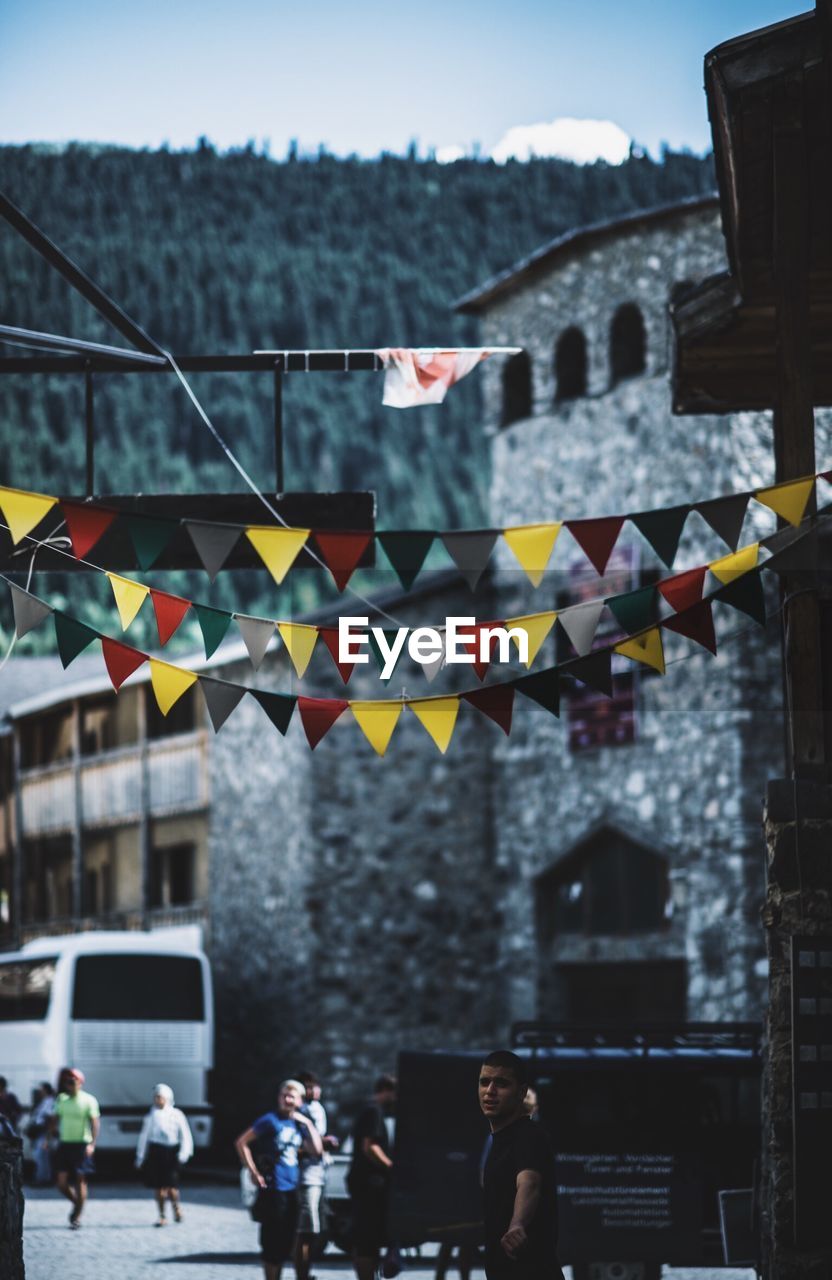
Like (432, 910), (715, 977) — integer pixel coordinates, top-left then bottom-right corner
(350, 1188), (388, 1256)
(258, 1190), (299, 1264)
(55, 1142), (95, 1177)
(297, 1184), (323, 1235)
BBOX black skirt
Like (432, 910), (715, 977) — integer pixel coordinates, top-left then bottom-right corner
(142, 1141), (181, 1188)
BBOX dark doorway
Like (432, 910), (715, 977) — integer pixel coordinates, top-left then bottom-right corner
(555, 327), (587, 401)
(561, 959), (687, 1024)
(610, 303), (646, 383)
(501, 350), (532, 426)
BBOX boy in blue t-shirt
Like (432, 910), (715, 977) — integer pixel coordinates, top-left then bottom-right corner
(236, 1079), (323, 1280)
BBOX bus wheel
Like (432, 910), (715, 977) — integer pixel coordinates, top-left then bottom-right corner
(571, 1265), (661, 1280)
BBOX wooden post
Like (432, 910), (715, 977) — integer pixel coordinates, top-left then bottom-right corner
(71, 700), (83, 920)
(10, 730), (23, 949)
(138, 687), (151, 926)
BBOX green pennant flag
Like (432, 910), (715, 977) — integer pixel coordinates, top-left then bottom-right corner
(606, 585), (658, 635)
(715, 569), (767, 626)
(369, 628), (405, 681)
(251, 689), (297, 736)
(127, 515), (178, 570)
(194, 603), (233, 659)
(54, 611), (98, 668)
(377, 531), (435, 590)
(630, 505), (690, 568)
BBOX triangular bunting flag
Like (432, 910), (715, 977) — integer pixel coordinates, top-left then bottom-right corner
(460, 621), (505, 681)
(441, 531), (498, 590)
(149, 658), (198, 715)
(754, 476), (815, 527)
(102, 638), (147, 691)
(614, 627), (666, 675)
(657, 566), (707, 613)
(9, 583), (52, 638)
(319, 627), (357, 685)
(764, 528), (819, 576)
(421, 631), (447, 683)
(630, 505), (690, 568)
(61, 502), (116, 559)
(277, 622), (319, 678)
(715, 570), (767, 626)
(695, 493), (749, 551)
(251, 688), (297, 736)
(126, 515), (178, 570)
(408, 696), (460, 753)
(199, 676), (246, 732)
(503, 523), (562, 587)
(297, 696), (348, 749)
(558, 599), (606, 657)
(246, 526), (310, 586)
(513, 669), (561, 717)
(314, 531), (372, 591)
(505, 612), (557, 668)
(662, 600), (717, 655)
(351, 700), (404, 756)
(566, 650), (613, 696)
(106, 572), (149, 630)
(150, 589), (191, 646)
(185, 520), (242, 581)
(235, 615), (276, 671)
(606, 585), (657, 635)
(709, 542), (759, 584)
(377, 531), (435, 590)
(564, 516), (625, 575)
(0, 486), (57, 545)
(462, 685), (516, 735)
(369, 628), (407, 682)
(194, 603), (233, 659)
(54, 612), (98, 668)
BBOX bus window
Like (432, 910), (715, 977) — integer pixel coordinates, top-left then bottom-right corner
(71, 954), (204, 1021)
(0, 958), (57, 1020)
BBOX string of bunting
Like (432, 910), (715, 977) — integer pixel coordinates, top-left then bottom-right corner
(1, 513), (820, 757)
(0, 469), (828, 591)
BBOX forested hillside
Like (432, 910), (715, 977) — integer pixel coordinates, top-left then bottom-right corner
(0, 143), (714, 644)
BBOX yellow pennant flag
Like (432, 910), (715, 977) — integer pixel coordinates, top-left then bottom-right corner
(246, 526), (310, 585)
(709, 542), (759, 583)
(506, 612), (558, 669)
(149, 659), (198, 716)
(408, 697), (460, 754)
(106, 572), (149, 629)
(754, 477), (815, 527)
(277, 622), (319, 677)
(0, 485), (57, 545)
(615, 627), (666, 675)
(503, 523), (562, 587)
(351, 701), (403, 757)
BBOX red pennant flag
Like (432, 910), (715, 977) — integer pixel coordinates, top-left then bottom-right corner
(461, 621), (505, 681)
(298, 696), (349, 749)
(61, 502), (116, 559)
(102, 637), (147, 691)
(462, 685), (516, 735)
(319, 627), (356, 685)
(313, 532), (372, 592)
(657, 565), (707, 613)
(150, 589), (192, 645)
(565, 516), (625, 575)
(662, 600), (717, 655)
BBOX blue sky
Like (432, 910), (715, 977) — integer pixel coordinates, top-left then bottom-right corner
(0, 0), (809, 159)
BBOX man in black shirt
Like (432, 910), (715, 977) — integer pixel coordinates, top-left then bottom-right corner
(347, 1073), (397, 1280)
(479, 1051), (564, 1280)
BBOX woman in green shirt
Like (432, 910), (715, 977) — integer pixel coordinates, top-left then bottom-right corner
(51, 1068), (100, 1229)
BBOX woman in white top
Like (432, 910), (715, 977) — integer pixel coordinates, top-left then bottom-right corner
(135, 1083), (194, 1226)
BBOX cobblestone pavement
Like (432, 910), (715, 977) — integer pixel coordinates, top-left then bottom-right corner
(22, 1181), (757, 1280)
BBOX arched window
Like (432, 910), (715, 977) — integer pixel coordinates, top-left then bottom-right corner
(554, 327), (587, 401)
(610, 303), (646, 384)
(536, 825), (670, 938)
(501, 350), (532, 427)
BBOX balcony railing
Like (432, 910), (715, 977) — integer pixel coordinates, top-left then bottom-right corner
(19, 733), (209, 836)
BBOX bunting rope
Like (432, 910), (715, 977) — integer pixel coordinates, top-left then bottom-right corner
(0, 470), (828, 594)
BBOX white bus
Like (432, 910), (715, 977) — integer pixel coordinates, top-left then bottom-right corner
(0, 929), (213, 1150)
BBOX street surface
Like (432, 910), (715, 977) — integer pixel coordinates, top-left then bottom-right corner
(22, 1181), (757, 1280)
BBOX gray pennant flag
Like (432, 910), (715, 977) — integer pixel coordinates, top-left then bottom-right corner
(441, 531), (498, 590)
(235, 615), (276, 670)
(557, 599), (606, 657)
(764, 528), (820, 576)
(186, 521), (242, 581)
(199, 676), (246, 732)
(695, 494), (750, 551)
(9, 582), (53, 638)
(421, 630), (447, 683)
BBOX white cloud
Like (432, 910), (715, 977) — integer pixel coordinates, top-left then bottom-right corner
(435, 143), (466, 165)
(491, 117), (631, 165)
